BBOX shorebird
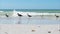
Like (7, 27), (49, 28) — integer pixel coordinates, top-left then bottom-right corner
(5, 14), (9, 17)
(56, 15), (59, 18)
(17, 13), (22, 24)
(55, 14), (59, 20)
(17, 13), (22, 17)
(27, 13), (32, 17)
(27, 13), (32, 24)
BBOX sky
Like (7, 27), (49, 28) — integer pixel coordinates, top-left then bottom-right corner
(0, 0), (60, 9)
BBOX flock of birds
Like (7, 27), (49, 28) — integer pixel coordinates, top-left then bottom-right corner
(5, 13), (32, 24)
(5, 13), (60, 19)
(5, 13), (32, 17)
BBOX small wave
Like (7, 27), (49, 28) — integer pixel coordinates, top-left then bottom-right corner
(0, 10), (60, 17)
(0, 11), (4, 12)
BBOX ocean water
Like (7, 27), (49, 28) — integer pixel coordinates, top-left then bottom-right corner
(0, 17), (60, 24)
(0, 9), (60, 24)
(0, 9), (60, 13)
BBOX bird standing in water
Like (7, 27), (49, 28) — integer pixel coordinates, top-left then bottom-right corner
(17, 13), (22, 17)
(55, 14), (59, 20)
(17, 13), (22, 24)
(27, 13), (32, 24)
(27, 13), (32, 17)
(5, 14), (9, 17)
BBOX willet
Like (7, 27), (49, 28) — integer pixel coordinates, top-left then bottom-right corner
(27, 13), (32, 24)
(55, 14), (59, 20)
(17, 13), (22, 24)
(17, 13), (22, 17)
(5, 14), (9, 17)
(27, 13), (32, 17)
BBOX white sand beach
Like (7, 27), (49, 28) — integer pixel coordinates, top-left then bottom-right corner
(0, 24), (60, 34)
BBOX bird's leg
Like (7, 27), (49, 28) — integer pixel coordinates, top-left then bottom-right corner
(18, 17), (22, 24)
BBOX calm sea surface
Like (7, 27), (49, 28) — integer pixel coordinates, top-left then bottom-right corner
(0, 9), (60, 13)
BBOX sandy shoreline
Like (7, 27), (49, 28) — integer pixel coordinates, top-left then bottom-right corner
(0, 11), (60, 34)
(0, 24), (60, 34)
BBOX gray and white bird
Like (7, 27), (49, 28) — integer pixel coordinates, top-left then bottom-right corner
(55, 14), (59, 18)
(27, 13), (32, 17)
(17, 13), (22, 17)
(5, 14), (9, 17)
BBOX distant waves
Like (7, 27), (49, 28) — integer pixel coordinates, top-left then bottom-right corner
(0, 11), (60, 20)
